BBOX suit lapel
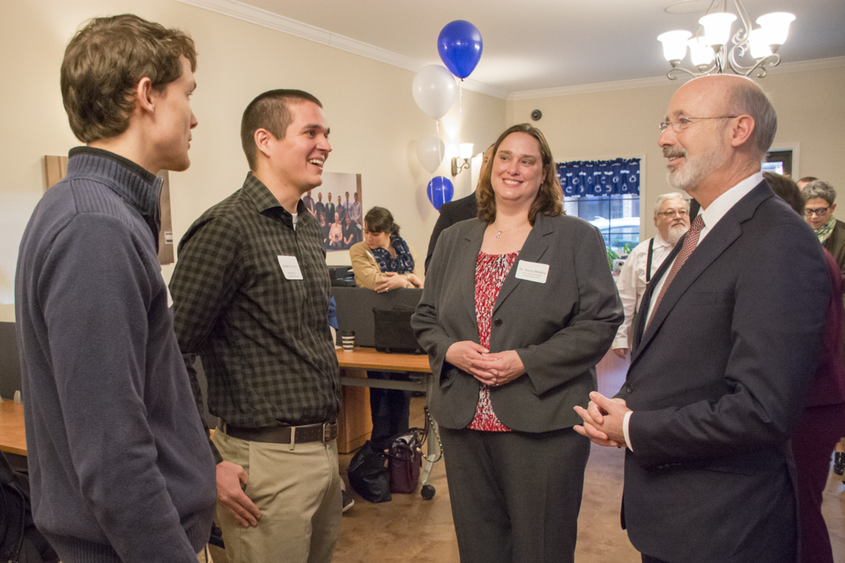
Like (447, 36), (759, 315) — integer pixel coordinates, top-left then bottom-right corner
(456, 220), (486, 336)
(493, 213), (553, 314)
(631, 182), (771, 363)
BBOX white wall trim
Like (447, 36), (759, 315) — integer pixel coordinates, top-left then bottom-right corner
(173, 0), (509, 99)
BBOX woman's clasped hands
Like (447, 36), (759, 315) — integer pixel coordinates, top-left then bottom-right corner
(445, 341), (524, 387)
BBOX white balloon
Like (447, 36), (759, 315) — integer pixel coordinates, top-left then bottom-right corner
(416, 135), (445, 173)
(412, 65), (457, 120)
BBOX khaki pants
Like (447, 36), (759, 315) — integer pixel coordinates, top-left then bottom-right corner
(213, 430), (342, 563)
(196, 546), (213, 563)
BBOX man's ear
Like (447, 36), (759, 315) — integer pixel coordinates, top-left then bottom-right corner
(254, 128), (273, 159)
(135, 77), (155, 114)
(729, 115), (755, 149)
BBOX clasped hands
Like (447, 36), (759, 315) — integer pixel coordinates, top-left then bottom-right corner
(445, 341), (524, 387)
(374, 272), (423, 293)
(573, 392), (631, 449)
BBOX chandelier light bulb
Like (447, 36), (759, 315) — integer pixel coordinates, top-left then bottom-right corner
(698, 12), (737, 47)
(688, 37), (715, 67)
(748, 28), (773, 59)
(458, 143), (474, 160)
(756, 12), (795, 47)
(658, 30), (692, 62)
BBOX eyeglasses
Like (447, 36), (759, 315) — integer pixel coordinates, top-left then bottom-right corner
(658, 116), (738, 133)
(657, 208), (689, 218)
(805, 207), (831, 217)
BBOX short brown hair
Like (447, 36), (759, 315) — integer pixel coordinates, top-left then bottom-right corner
(61, 14), (197, 143)
(476, 124), (563, 225)
(241, 89), (323, 171)
(763, 172), (804, 215)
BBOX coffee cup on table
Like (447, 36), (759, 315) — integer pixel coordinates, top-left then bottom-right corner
(341, 330), (355, 352)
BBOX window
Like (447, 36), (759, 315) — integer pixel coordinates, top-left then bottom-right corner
(557, 158), (641, 256)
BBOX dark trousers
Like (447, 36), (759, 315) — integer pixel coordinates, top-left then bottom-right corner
(367, 370), (412, 449)
(440, 426), (590, 563)
(790, 402), (845, 563)
(641, 555), (671, 563)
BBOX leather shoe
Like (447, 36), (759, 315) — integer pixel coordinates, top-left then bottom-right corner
(834, 452), (845, 476)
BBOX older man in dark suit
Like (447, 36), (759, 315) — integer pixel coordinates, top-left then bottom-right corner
(575, 75), (830, 563)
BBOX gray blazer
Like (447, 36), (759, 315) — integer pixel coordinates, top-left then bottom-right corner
(412, 213), (622, 432)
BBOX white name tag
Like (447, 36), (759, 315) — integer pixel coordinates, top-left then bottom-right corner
(277, 255), (303, 280)
(515, 260), (549, 284)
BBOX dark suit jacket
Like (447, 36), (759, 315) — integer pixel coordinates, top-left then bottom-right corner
(620, 181), (830, 562)
(424, 193), (478, 272)
(412, 213), (622, 432)
(823, 218), (845, 288)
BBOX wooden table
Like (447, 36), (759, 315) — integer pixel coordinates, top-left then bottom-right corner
(0, 349), (430, 457)
(335, 347), (431, 454)
(0, 400), (26, 456)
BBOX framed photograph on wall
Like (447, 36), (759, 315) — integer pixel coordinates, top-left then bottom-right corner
(302, 172), (362, 252)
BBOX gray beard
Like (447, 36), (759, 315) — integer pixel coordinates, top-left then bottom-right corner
(666, 145), (728, 193)
(665, 224), (689, 246)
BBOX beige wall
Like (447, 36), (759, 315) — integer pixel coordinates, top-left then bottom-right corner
(0, 0), (506, 320)
(507, 66), (845, 241)
(2, 1), (842, 323)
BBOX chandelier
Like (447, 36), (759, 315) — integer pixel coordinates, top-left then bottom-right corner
(657, 0), (795, 80)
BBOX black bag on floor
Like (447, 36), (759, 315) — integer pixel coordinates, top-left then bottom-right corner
(386, 429), (423, 494)
(347, 440), (391, 503)
(0, 453), (59, 563)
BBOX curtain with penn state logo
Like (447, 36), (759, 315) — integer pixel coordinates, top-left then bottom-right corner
(556, 158), (640, 197)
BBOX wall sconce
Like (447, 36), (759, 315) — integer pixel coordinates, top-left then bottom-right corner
(451, 143), (474, 176)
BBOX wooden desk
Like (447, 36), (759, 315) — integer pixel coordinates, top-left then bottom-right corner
(0, 349), (429, 457)
(337, 347), (430, 373)
(335, 347), (431, 454)
(0, 401), (26, 456)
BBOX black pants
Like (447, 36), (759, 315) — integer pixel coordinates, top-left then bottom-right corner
(440, 426), (590, 563)
(367, 370), (412, 449)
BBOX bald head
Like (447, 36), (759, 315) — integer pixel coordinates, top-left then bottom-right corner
(674, 76), (776, 161)
(659, 75), (777, 207)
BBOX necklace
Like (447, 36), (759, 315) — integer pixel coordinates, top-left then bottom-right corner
(494, 219), (529, 239)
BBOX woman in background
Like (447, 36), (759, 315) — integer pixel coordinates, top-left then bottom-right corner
(342, 212), (358, 249)
(412, 124), (621, 562)
(349, 207), (424, 447)
(328, 211), (343, 250)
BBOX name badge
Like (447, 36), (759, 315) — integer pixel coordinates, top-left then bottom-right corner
(277, 256), (303, 280)
(515, 260), (549, 284)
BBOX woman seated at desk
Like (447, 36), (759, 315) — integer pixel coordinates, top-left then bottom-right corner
(349, 206), (424, 448)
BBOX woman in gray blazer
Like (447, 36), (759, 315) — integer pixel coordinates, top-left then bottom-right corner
(412, 124), (622, 563)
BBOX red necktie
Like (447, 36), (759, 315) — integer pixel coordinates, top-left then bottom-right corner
(647, 214), (705, 330)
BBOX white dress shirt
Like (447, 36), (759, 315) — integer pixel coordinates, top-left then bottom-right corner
(612, 234), (676, 351)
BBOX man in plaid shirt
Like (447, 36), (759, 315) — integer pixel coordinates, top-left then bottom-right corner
(170, 89), (341, 563)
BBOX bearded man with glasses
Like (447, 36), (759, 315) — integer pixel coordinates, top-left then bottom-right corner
(612, 193), (690, 359)
(575, 75), (830, 563)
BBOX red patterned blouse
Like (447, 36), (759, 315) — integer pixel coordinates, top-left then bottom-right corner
(468, 250), (519, 432)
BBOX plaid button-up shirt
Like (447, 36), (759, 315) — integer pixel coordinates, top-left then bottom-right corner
(171, 172), (340, 433)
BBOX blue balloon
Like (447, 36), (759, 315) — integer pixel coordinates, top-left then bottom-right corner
(437, 20), (483, 79)
(427, 176), (454, 210)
